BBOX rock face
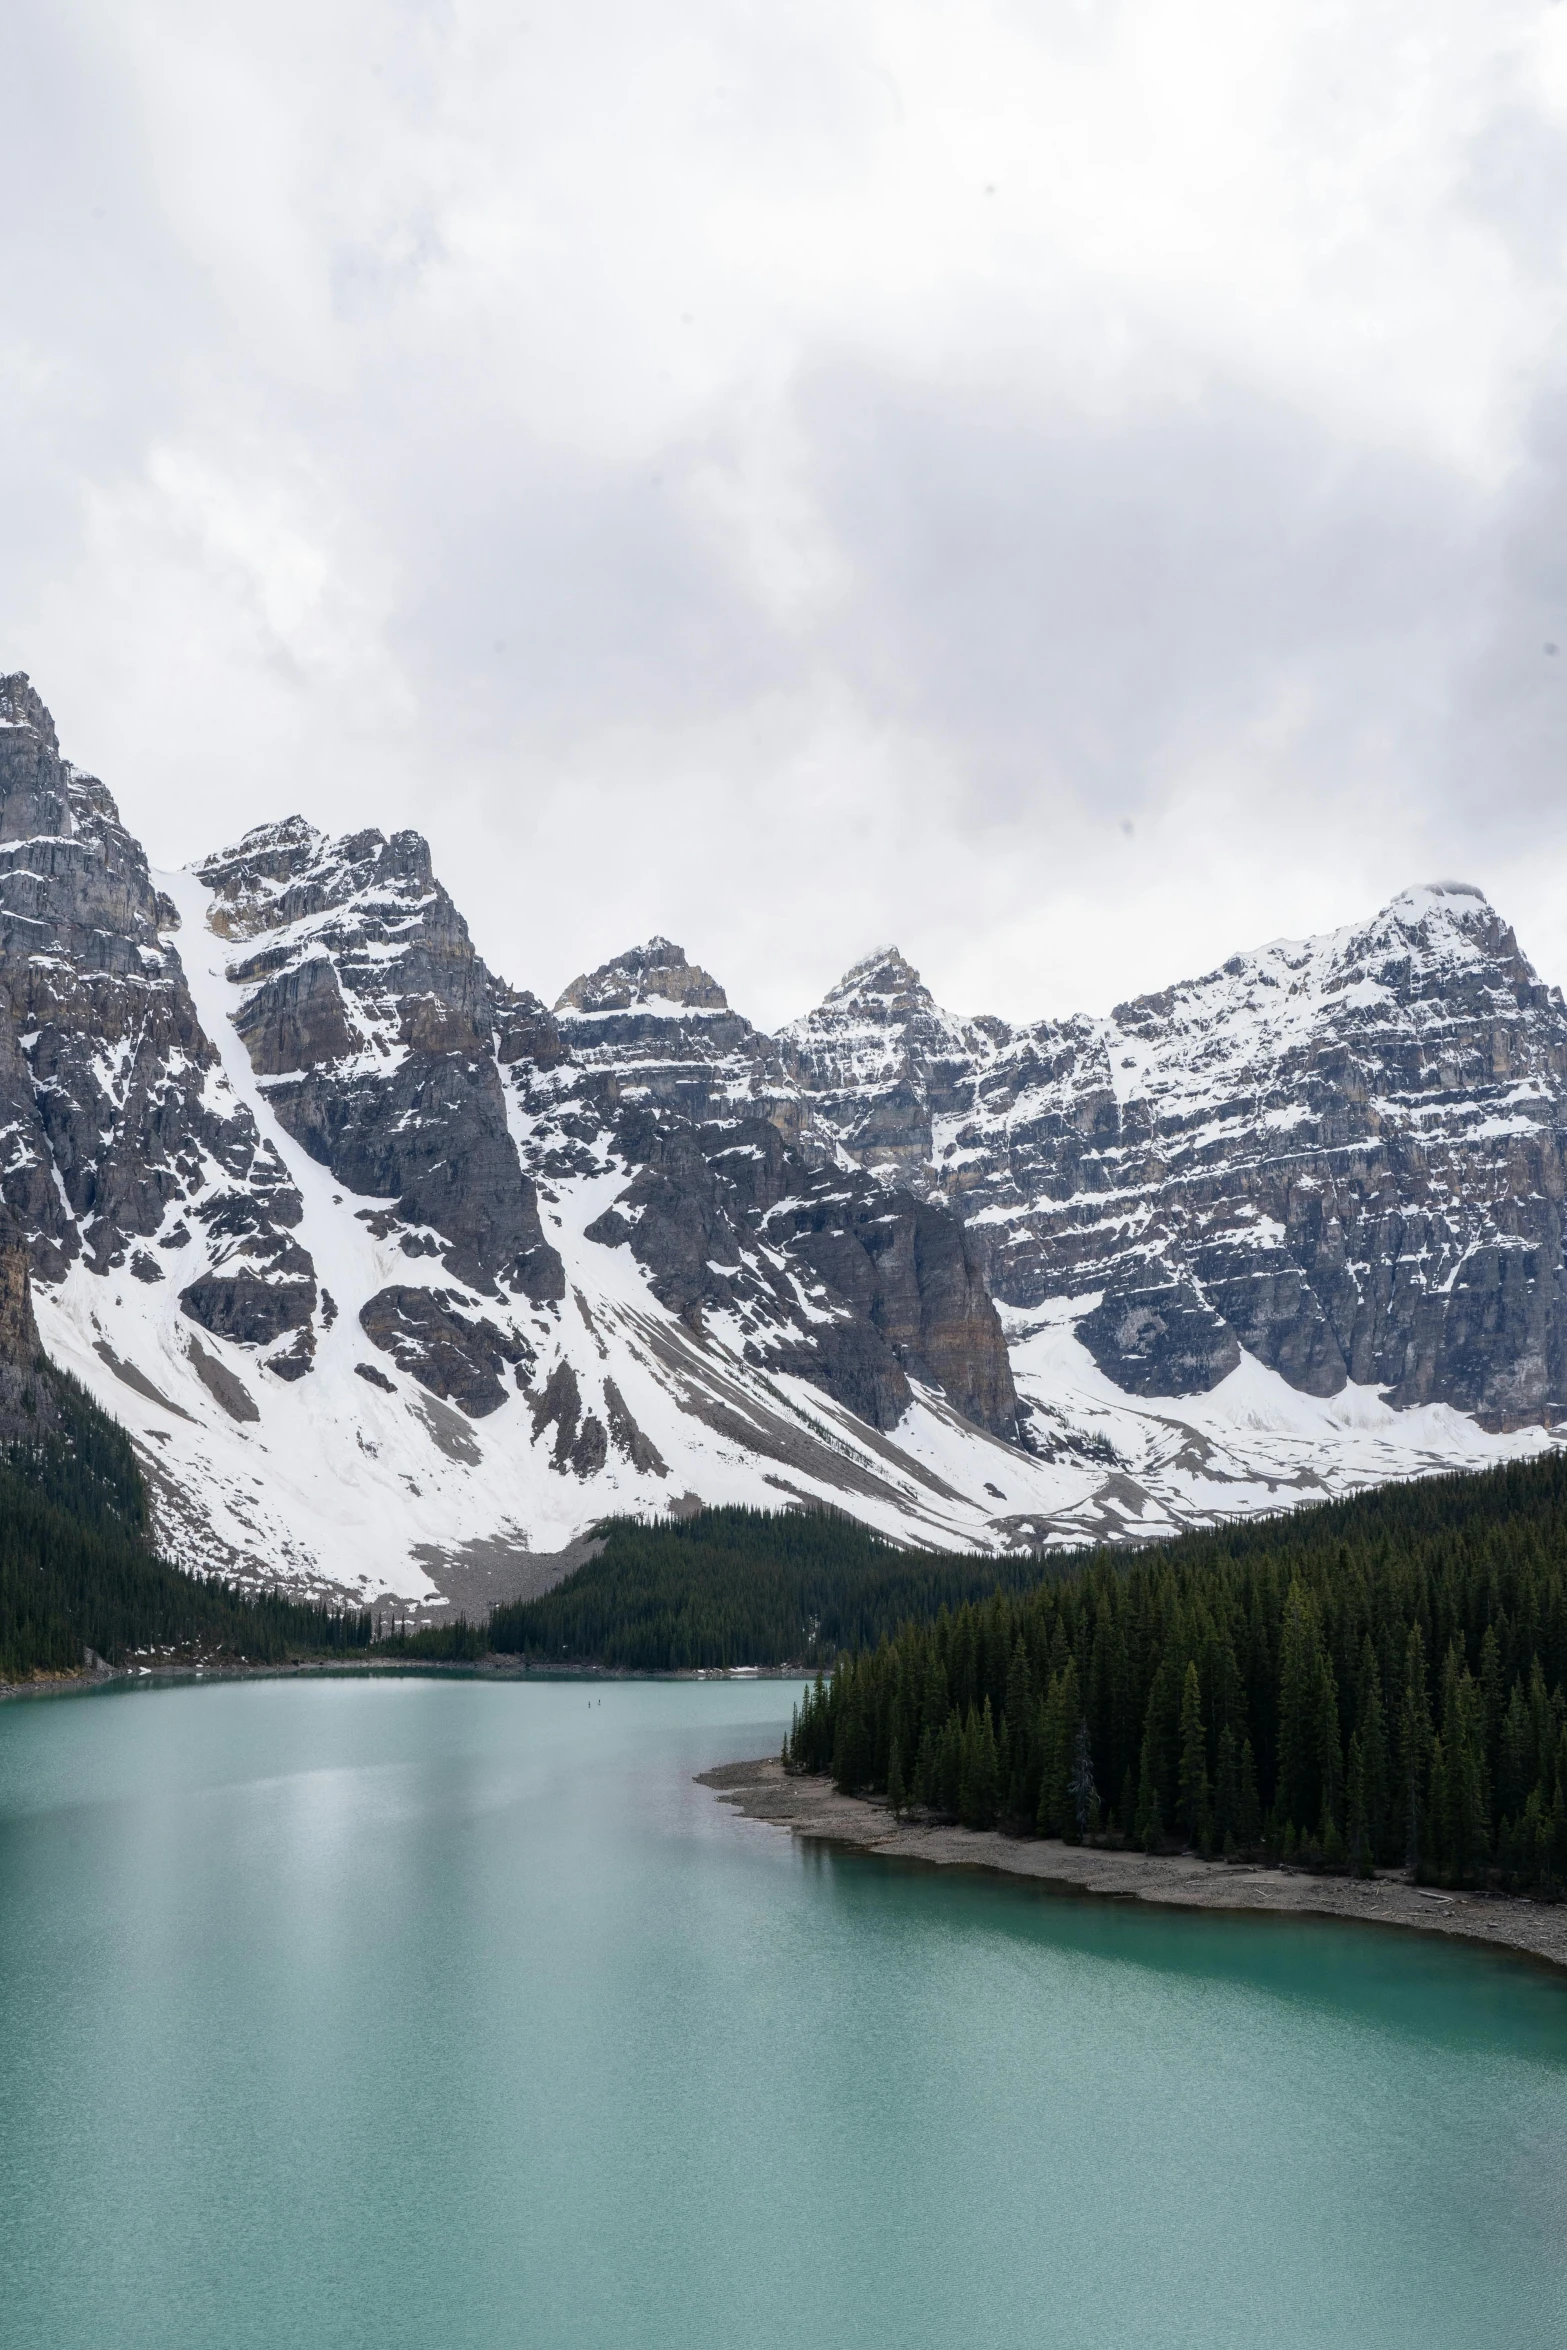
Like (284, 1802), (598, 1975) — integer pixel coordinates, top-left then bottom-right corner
(782, 946), (998, 1181)
(528, 940), (1021, 1441)
(359, 1285), (531, 1417)
(197, 821), (563, 1301)
(0, 1219), (62, 1443)
(1075, 1267), (1242, 1397)
(0, 675), (314, 1360)
(784, 887), (1567, 1427)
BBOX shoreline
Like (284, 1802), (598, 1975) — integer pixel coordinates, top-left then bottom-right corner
(0, 1656), (809, 1703)
(701, 1758), (1567, 1977)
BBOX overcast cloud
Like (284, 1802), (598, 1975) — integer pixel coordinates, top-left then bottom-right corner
(4, 0), (1566, 1027)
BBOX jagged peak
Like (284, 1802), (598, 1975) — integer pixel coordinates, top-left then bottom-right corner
(1103, 879), (1544, 1048)
(196, 819), (438, 896)
(816, 945), (931, 1014)
(196, 815), (325, 882)
(0, 673), (81, 845)
(1343, 879), (1525, 977)
(1379, 880), (1492, 927)
(554, 937), (729, 1016)
(0, 674), (58, 750)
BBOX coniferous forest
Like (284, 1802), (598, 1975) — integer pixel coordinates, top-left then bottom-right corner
(784, 1452), (1567, 1898)
(0, 1360), (372, 1682)
(486, 1505), (1032, 1670)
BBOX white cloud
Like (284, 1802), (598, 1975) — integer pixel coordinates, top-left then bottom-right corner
(3, 0), (1565, 1028)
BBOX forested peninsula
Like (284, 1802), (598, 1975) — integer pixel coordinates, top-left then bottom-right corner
(782, 1451), (1567, 1900)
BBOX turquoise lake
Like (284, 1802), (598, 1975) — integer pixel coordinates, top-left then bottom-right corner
(2, 1674), (1565, 2350)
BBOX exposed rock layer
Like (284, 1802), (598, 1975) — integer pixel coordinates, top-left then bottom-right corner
(782, 893), (1567, 1427)
(199, 820), (563, 1301)
(0, 675), (314, 1339)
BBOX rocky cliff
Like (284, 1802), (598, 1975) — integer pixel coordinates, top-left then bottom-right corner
(531, 938), (1019, 1442)
(785, 887), (1567, 1430)
(0, 676), (313, 1368)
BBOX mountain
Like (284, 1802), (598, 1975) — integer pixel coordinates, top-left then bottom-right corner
(782, 886), (1567, 1419)
(2, 674), (1561, 1615)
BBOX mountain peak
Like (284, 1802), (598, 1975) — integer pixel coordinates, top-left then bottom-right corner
(197, 816), (324, 887)
(0, 673), (78, 842)
(1383, 880), (1491, 924)
(1353, 879), (1533, 984)
(554, 937), (729, 1016)
(819, 945), (931, 1013)
(0, 674), (58, 751)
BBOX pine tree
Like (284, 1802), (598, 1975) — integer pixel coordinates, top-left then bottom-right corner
(1213, 1723), (1239, 1852)
(1237, 1738), (1261, 1853)
(1036, 1660), (1080, 1837)
(831, 1667), (871, 1791)
(1068, 1717), (1098, 1844)
(1055, 1657), (1081, 1826)
(1346, 1731), (1373, 1876)
(1316, 1653), (1343, 1846)
(1276, 1582), (1323, 1836)
(1479, 1623), (1504, 1798)
(911, 1723), (935, 1810)
(1425, 1737), (1449, 1884)
(935, 1712), (962, 1817)
(960, 1699), (1000, 1829)
(921, 1648), (950, 1755)
(1498, 1681), (1532, 1827)
(1354, 1640), (1391, 1865)
(1137, 1725), (1163, 1854)
(1177, 1661), (1211, 1851)
(1399, 1623), (1433, 1876)
(760, 1455), (1567, 1902)
(1440, 1651), (1490, 1887)
(886, 1735), (906, 1816)
(1003, 1637), (1035, 1820)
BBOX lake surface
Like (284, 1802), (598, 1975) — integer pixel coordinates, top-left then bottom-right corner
(2, 1676), (1565, 2350)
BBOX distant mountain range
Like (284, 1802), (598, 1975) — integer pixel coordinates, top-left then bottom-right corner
(0, 671), (1560, 1613)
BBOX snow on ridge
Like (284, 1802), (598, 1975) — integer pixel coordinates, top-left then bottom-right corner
(33, 828), (1567, 1607)
(39, 869), (1139, 1596)
(554, 937), (731, 1017)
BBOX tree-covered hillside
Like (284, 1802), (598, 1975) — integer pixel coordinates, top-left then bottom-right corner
(785, 1451), (1567, 1895)
(0, 1360), (371, 1682)
(487, 1506), (1041, 1672)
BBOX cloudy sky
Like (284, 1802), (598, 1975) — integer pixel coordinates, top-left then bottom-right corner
(5, 1), (1566, 1027)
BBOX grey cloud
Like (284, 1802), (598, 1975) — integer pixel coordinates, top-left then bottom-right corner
(802, 365), (1489, 824)
(4, 0), (1567, 1034)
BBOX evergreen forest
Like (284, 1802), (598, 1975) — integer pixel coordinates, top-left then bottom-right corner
(784, 1451), (1567, 1897)
(487, 1505), (1035, 1670)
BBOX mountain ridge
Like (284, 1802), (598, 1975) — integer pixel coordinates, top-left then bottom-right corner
(2, 672), (1561, 1611)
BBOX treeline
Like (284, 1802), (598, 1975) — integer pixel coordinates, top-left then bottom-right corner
(0, 1362), (372, 1681)
(488, 1506), (1048, 1671)
(372, 1617), (488, 1661)
(786, 1451), (1567, 1897)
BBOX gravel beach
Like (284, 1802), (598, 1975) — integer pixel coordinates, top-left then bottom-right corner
(702, 1758), (1567, 1976)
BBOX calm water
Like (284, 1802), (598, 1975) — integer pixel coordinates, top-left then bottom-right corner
(2, 1678), (1566, 2350)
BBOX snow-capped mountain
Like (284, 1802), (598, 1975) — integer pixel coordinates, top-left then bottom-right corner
(786, 886), (1567, 1420)
(0, 673), (1560, 1612)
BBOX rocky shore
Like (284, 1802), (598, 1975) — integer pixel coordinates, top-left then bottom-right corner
(701, 1758), (1567, 1976)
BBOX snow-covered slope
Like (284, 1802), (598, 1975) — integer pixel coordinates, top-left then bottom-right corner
(1, 671), (1563, 1609)
(33, 862), (1153, 1604)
